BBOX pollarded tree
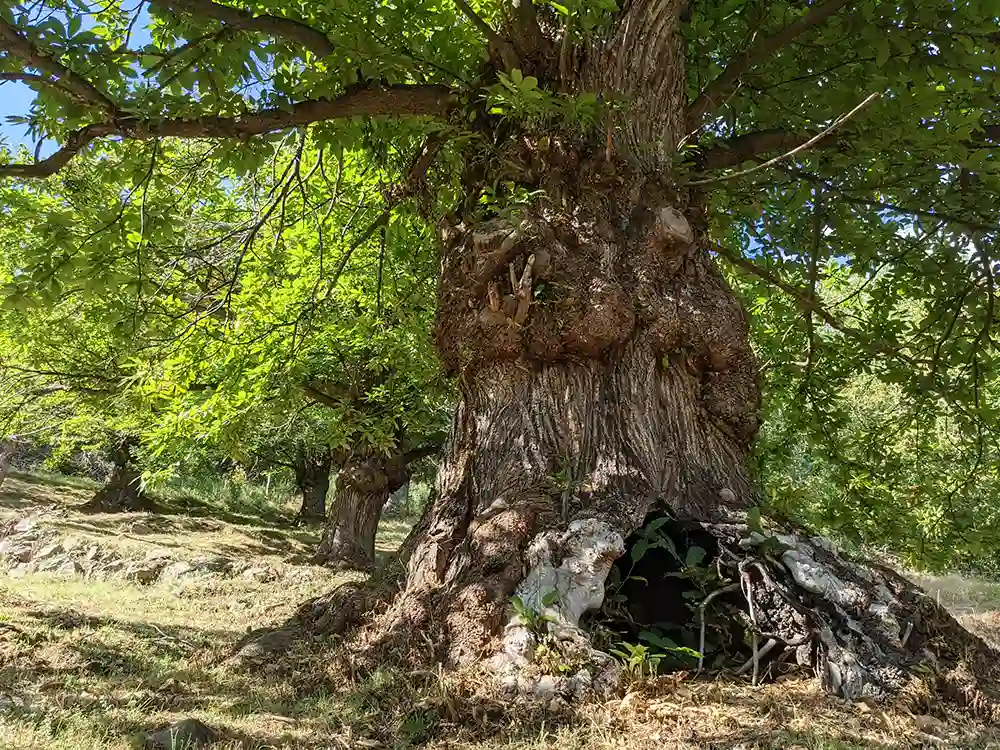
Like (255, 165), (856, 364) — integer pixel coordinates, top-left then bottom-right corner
(139, 142), (451, 570)
(0, 257), (158, 512)
(3, 0), (1000, 707)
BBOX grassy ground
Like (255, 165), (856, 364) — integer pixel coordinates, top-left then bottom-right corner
(2, 472), (1000, 749)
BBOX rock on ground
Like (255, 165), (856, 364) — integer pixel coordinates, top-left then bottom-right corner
(144, 718), (220, 749)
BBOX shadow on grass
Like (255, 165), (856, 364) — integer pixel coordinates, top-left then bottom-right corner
(10, 469), (99, 492)
(5, 599), (1000, 749)
(0, 471), (92, 514)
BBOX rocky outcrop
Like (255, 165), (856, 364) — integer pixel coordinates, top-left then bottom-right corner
(0, 512), (287, 586)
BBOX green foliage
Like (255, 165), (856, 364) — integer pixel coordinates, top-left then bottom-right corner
(609, 641), (663, 680)
(744, 266), (1000, 572)
(0, 138), (452, 485)
(1, 0), (999, 575)
(485, 71), (606, 133)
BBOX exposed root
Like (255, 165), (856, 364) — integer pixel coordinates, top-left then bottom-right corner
(232, 578), (395, 667)
(592, 518), (1000, 718)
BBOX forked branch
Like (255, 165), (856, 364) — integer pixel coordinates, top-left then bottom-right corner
(453, 0), (520, 70)
(687, 0), (854, 128)
(0, 19), (120, 113)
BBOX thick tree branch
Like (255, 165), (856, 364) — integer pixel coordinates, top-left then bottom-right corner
(0, 72), (47, 84)
(0, 19), (120, 113)
(452, 0), (520, 70)
(709, 240), (914, 365)
(303, 382), (343, 410)
(687, 0), (854, 128)
(148, 0), (335, 57)
(0, 85), (457, 179)
(403, 442), (443, 465)
(697, 129), (832, 170)
(508, 0), (547, 59)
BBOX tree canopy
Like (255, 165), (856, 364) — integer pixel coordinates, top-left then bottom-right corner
(1, 0), (999, 568)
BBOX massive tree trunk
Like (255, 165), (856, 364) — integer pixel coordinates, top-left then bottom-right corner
(312, 452), (407, 571)
(82, 436), (152, 512)
(356, 181), (1000, 709)
(294, 446), (333, 520)
(302, 0), (1000, 716)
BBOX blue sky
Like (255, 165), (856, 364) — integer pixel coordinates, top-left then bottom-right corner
(1, 7), (153, 156)
(0, 82), (43, 151)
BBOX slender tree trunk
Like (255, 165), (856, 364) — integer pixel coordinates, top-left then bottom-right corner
(82, 436), (152, 512)
(294, 447), (332, 520)
(0, 439), (14, 490)
(313, 452), (406, 571)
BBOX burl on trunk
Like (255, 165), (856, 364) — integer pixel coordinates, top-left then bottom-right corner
(333, 0), (998, 715)
(376, 152), (760, 664)
(360, 164), (1000, 711)
(313, 452), (407, 571)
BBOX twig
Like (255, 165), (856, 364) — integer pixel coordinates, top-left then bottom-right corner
(710, 240), (916, 366)
(688, 92), (880, 186)
(736, 637), (780, 677)
(697, 583), (741, 673)
(739, 561), (761, 684)
(901, 621), (913, 648)
(148, 623), (197, 651)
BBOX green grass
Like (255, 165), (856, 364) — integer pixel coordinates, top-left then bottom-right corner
(2, 471), (1000, 749)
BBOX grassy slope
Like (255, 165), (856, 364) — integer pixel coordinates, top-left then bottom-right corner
(1, 473), (999, 749)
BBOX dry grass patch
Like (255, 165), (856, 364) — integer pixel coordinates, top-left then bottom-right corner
(4, 574), (999, 750)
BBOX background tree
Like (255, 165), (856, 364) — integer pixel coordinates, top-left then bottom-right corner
(2, 0), (999, 706)
(131, 141), (452, 569)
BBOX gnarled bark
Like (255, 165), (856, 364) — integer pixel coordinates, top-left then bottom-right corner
(313, 452), (408, 571)
(277, 0), (999, 717)
(349, 152), (999, 714)
(368, 151), (758, 662)
(294, 446), (333, 520)
(81, 436), (152, 512)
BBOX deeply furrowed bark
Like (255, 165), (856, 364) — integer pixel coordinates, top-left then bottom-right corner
(313, 452), (407, 571)
(369, 157), (759, 654)
(347, 156), (1000, 714)
(81, 437), (152, 512)
(281, 0), (1000, 716)
(295, 447), (332, 520)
